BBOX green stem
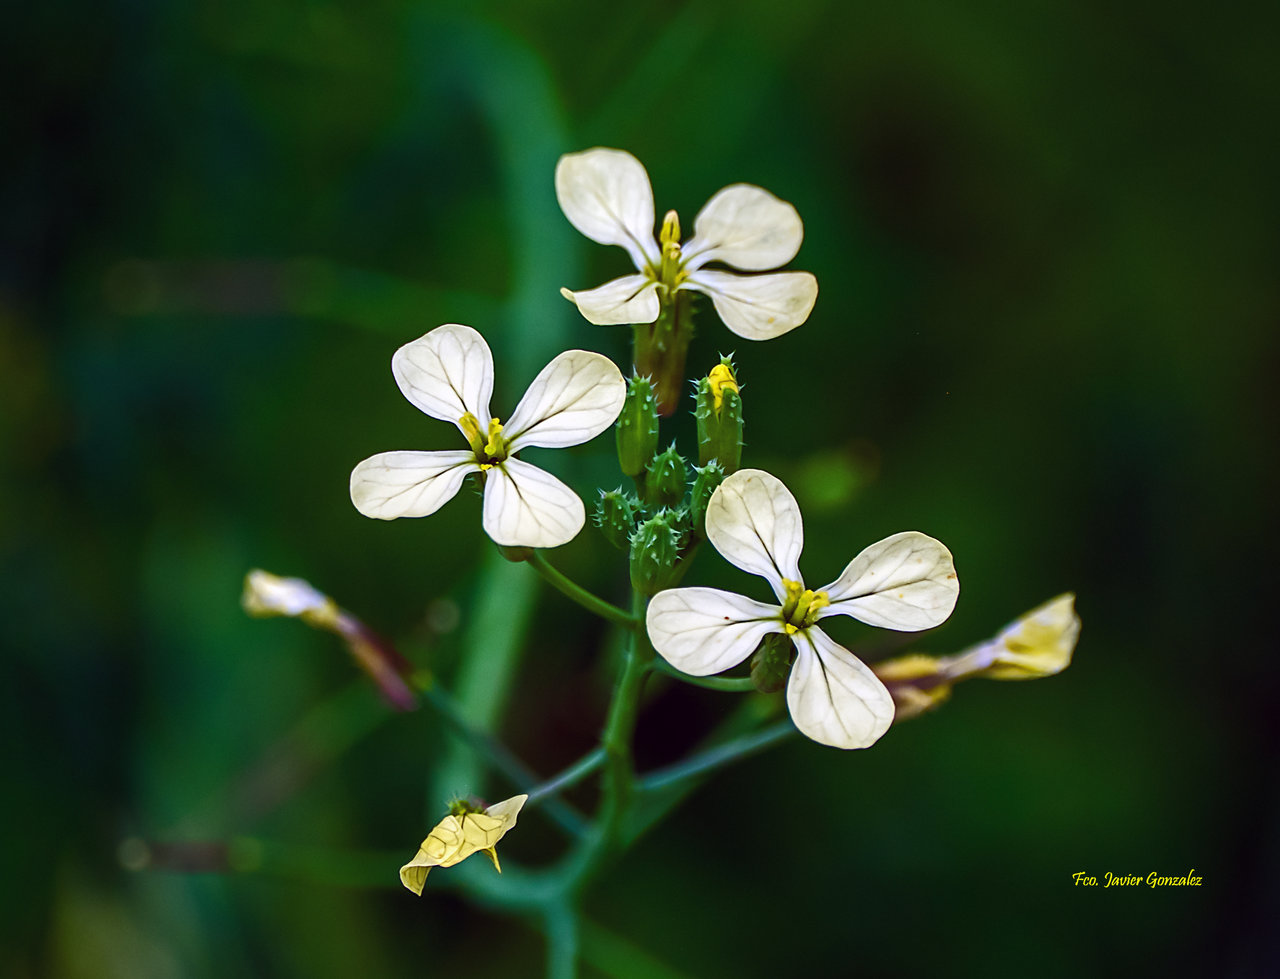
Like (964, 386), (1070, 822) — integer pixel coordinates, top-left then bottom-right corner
(527, 551), (638, 629)
(637, 720), (795, 793)
(526, 749), (606, 809)
(650, 657), (755, 692)
(545, 900), (580, 979)
(419, 679), (589, 838)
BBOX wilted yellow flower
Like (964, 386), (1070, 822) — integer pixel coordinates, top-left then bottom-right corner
(954, 593), (1080, 680)
(872, 594), (1080, 723)
(399, 794), (528, 896)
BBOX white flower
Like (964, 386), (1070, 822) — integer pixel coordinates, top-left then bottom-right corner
(350, 324), (625, 549)
(556, 148), (818, 340)
(646, 469), (959, 749)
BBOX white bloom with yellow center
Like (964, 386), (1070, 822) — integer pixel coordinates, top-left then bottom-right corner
(399, 794), (527, 895)
(556, 148), (818, 340)
(646, 469), (959, 749)
(350, 324), (625, 549)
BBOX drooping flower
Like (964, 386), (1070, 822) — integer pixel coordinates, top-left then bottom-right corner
(646, 469), (959, 749)
(240, 569), (418, 711)
(399, 794), (527, 895)
(556, 147), (818, 341)
(872, 594), (1080, 720)
(953, 593), (1080, 680)
(350, 324), (625, 549)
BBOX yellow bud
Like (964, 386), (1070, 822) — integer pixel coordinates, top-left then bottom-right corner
(708, 362), (738, 412)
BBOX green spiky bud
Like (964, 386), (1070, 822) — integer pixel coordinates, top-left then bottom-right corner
(750, 632), (794, 694)
(689, 461), (726, 536)
(616, 375), (660, 477)
(594, 489), (639, 551)
(694, 356), (744, 473)
(644, 443), (687, 509)
(629, 509), (687, 595)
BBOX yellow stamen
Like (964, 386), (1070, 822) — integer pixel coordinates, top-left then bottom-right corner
(458, 412), (486, 457)
(483, 417), (506, 458)
(779, 578), (830, 631)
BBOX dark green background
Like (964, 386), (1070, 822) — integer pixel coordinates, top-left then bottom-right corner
(5, 1), (1276, 975)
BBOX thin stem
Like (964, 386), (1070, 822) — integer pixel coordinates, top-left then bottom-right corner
(637, 720), (795, 793)
(527, 550), (637, 629)
(526, 748), (606, 808)
(544, 900), (580, 979)
(650, 657), (755, 692)
(419, 679), (589, 838)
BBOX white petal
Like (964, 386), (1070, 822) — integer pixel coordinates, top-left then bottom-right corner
(787, 627), (895, 749)
(684, 270), (817, 340)
(646, 587), (783, 676)
(391, 324), (494, 429)
(506, 350), (626, 450)
(482, 458), (585, 548)
(705, 469), (804, 601)
(350, 450), (478, 520)
(819, 531), (959, 631)
(555, 148), (660, 270)
(682, 184), (803, 272)
(559, 275), (660, 326)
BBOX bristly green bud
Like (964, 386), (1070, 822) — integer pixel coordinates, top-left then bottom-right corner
(629, 508), (687, 595)
(750, 632), (794, 694)
(616, 375), (660, 477)
(694, 356), (744, 473)
(644, 443), (687, 509)
(594, 489), (639, 551)
(689, 461), (726, 536)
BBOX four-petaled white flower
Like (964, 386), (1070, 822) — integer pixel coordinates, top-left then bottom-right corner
(556, 147), (819, 340)
(646, 469), (959, 749)
(350, 324), (625, 549)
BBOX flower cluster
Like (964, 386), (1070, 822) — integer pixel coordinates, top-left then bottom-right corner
(323, 147), (1076, 904)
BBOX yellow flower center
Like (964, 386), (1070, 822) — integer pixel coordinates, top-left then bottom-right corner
(459, 413), (509, 468)
(779, 578), (830, 634)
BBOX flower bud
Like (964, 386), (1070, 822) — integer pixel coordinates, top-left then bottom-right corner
(594, 489), (639, 550)
(644, 443), (687, 509)
(694, 357), (744, 472)
(616, 375), (660, 477)
(242, 569), (340, 630)
(689, 461), (725, 536)
(750, 632), (793, 694)
(629, 509), (687, 595)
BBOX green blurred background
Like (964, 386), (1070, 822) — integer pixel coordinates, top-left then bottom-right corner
(4, 0), (1276, 975)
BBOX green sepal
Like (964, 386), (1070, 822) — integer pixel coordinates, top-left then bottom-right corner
(629, 508), (688, 595)
(750, 632), (794, 694)
(689, 461), (726, 536)
(644, 443), (687, 509)
(616, 375), (660, 477)
(594, 489), (639, 551)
